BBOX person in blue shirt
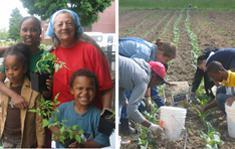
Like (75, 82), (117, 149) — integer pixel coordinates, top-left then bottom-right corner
(119, 37), (176, 135)
(119, 37), (176, 107)
(49, 69), (110, 148)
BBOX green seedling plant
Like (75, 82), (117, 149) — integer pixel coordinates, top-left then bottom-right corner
(184, 10), (200, 65)
(30, 93), (85, 145)
(200, 122), (223, 149)
(143, 103), (159, 123)
(138, 103), (159, 148)
(172, 11), (183, 47)
(49, 119), (85, 145)
(30, 93), (60, 127)
(192, 105), (209, 125)
(192, 82), (223, 148)
(35, 52), (67, 74)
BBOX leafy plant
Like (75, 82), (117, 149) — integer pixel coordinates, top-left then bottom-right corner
(172, 11), (183, 47)
(184, 10), (200, 65)
(143, 103), (159, 123)
(201, 122), (223, 149)
(192, 97), (223, 148)
(138, 104), (159, 148)
(192, 105), (209, 125)
(49, 119), (85, 145)
(29, 93), (60, 127)
(30, 93), (85, 146)
(35, 52), (67, 74)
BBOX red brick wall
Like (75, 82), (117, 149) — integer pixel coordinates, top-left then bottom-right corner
(91, 1), (115, 33)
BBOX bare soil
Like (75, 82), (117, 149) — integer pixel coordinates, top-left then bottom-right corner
(119, 9), (235, 149)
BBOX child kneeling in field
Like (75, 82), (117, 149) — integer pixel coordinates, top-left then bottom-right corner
(49, 69), (110, 148)
(0, 43), (45, 148)
(203, 61), (235, 113)
(207, 61), (235, 87)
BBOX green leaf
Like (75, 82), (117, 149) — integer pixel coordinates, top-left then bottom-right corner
(42, 119), (49, 127)
(75, 135), (82, 143)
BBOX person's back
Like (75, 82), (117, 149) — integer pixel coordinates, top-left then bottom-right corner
(207, 48), (235, 70)
(119, 55), (151, 90)
(119, 37), (157, 62)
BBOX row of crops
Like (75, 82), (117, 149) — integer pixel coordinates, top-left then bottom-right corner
(126, 9), (225, 148)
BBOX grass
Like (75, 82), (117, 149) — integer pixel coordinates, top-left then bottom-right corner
(120, 0), (235, 10)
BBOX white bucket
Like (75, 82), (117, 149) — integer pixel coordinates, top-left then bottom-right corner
(159, 106), (187, 141)
(225, 103), (235, 138)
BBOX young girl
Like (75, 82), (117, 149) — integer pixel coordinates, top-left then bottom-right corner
(0, 43), (45, 148)
(49, 69), (110, 148)
(0, 16), (53, 147)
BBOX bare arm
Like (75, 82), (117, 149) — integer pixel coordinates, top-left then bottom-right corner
(202, 99), (217, 112)
(101, 88), (113, 109)
(49, 126), (61, 141)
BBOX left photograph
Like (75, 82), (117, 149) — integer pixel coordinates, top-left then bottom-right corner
(0, 0), (116, 148)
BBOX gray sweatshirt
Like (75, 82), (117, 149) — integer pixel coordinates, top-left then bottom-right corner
(119, 55), (151, 123)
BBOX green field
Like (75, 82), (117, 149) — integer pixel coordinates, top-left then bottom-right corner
(120, 0), (235, 10)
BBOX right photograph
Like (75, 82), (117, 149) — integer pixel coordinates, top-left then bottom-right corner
(119, 0), (235, 148)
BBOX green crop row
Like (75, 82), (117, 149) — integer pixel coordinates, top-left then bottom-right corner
(120, 0), (235, 10)
(185, 10), (223, 148)
(172, 11), (183, 47)
(184, 10), (200, 65)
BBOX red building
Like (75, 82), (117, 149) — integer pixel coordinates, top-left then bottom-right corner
(91, 1), (115, 33)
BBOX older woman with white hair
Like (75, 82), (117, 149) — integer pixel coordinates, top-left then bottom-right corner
(47, 9), (113, 110)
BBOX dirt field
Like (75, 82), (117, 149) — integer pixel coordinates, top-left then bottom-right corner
(119, 9), (235, 149)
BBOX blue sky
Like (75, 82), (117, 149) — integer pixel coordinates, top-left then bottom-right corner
(0, 0), (29, 30)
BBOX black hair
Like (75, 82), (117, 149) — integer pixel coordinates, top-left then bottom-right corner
(69, 69), (99, 92)
(197, 47), (219, 65)
(197, 55), (206, 65)
(206, 61), (226, 74)
(20, 16), (42, 35)
(4, 43), (31, 74)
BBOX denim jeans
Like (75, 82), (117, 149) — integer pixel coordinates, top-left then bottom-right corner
(151, 87), (165, 107)
(216, 86), (231, 113)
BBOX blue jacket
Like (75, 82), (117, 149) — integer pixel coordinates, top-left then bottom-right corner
(119, 37), (157, 62)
